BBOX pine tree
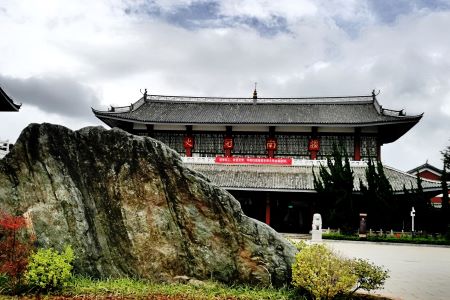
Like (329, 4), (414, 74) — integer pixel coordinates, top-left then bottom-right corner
(313, 144), (355, 232)
(441, 167), (449, 235)
(441, 142), (450, 236)
(359, 159), (394, 230)
(442, 143), (450, 170)
(414, 174), (431, 232)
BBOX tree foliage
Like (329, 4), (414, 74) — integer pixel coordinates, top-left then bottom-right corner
(313, 144), (355, 232)
(359, 159), (395, 229)
(441, 167), (450, 236)
(441, 142), (450, 236)
(413, 174), (432, 231)
(442, 142), (450, 170)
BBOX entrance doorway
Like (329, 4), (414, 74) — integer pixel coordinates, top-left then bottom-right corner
(229, 190), (314, 233)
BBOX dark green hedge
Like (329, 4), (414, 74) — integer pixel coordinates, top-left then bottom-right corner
(322, 233), (450, 245)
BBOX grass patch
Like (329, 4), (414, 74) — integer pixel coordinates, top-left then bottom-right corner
(0, 276), (395, 299)
(64, 277), (299, 300)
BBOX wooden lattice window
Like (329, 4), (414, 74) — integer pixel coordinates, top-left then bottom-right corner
(360, 136), (378, 160)
(317, 135), (354, 159)
(153, 132), (185, 154)
(192, 133), (224, 157)
(233, 134), (268, 156)
(276, 134), (309, 158)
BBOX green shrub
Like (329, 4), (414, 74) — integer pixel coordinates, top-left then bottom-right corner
(351, 258), (389, 293)
(292, 243), (357, 300)
(291, 240), (308, 251)
(25, 245), (74, 292)
(0, 273), (9, 293)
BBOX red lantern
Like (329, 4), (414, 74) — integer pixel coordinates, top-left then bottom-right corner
(183, 136), (194, 157)
(266, 137), (277, 151)
(223, 137), (234, 150)
(308, 138), (320, 151)
(183, 136), (195, 149)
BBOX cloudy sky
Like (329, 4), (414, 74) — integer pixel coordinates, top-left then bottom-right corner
(1, 0), (450, 171)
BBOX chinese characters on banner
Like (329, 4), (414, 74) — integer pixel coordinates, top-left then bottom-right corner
(215, 156), (293, 165)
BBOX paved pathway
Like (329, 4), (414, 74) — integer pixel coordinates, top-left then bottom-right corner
(321, 240), (450, 300)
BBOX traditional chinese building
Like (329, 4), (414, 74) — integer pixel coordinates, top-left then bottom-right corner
(408, 162), (449, 208)
(93, 89), (442, 232)
(408, 162), (443, 181)
(0, 86), (21, 159)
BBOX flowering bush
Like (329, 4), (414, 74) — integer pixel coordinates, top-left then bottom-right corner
(0, 211), (33, 293)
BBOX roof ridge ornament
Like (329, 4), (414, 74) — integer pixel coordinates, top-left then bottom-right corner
(140, 88), (148, 103)
(253, 82), (257, 104)
(372, 89), (380, 101)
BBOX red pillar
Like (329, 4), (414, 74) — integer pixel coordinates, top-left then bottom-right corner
(265, 196), (271, 225)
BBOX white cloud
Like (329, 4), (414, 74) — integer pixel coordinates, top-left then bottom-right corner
(0, 75), (101, 119)
(0, 0), (449, 170)
(219, 0), (317, 21)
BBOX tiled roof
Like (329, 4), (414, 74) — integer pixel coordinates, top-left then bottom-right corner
(93, 94), (422, 126)
(407, 163), (442, 176)
(184, 162), (442, 193)
(0, 86), (21, 111)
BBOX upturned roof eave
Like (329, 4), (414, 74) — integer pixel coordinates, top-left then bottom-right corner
(0, 87), (21, 111)
(378, 115), (422, 144)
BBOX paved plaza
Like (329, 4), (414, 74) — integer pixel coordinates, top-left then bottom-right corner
(322, 240), (450, 300)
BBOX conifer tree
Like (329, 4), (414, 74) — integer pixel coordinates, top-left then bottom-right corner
(441, 142), (450, 236)
(359, 159), (394, 230)
(441, 167), (449, 235)
(413, 174), (431, 232)
(442, 143), (450, 170)
(313, 144), (354, 232)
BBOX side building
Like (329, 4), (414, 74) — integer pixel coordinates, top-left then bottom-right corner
(93, 90), (442, 232)
(408, 162), (449, 208)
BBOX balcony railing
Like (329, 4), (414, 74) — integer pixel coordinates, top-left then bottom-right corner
(181, 156), (368, 167)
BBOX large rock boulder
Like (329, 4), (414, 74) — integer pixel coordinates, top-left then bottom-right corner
(0, 123), (296, 286)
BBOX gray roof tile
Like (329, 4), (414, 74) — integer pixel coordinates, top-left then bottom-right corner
(93, 94), (422, 126)
(184, 163), (441, 193)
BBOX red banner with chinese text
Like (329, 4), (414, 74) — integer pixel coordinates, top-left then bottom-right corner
(214, 156), (293, 165)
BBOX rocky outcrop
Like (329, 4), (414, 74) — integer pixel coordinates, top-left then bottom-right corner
(0, 123), (296, 286)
